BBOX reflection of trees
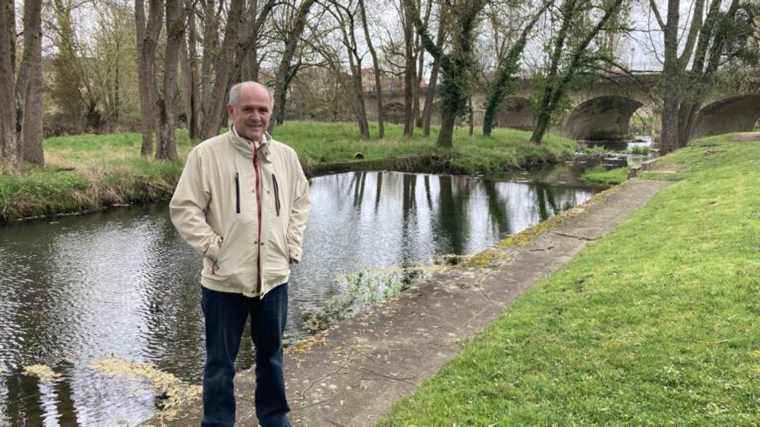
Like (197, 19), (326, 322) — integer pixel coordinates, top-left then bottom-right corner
(534, 184), (560, 221)
(2, 374), (42, 425)
(53, 364), (80, 425)
(434, 175), (471, 255)
(535, 185), (549, 221)
(482, 180), (511, 237)
(423, 175), (433, 210)
(399, 174), (418, 267)
(352, 172), (367, 207)
(545, 186), (558, 213)
(374, 172), (383, 212)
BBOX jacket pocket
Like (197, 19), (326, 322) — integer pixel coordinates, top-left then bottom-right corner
(272, 173), (281, 217)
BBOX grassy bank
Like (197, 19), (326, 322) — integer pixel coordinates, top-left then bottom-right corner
(0, 121), (577, 223)
(379, 133), (760, 425)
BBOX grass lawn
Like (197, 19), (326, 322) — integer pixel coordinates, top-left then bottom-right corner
(581, 166), (629, 185)
(0, 121), (577, 223)
(379, 133), (760, 425)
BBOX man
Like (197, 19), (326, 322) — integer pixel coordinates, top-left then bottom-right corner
(170, 81), (310, 427)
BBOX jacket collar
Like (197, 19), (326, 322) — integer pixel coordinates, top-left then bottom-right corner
(229, 126), (272, 162)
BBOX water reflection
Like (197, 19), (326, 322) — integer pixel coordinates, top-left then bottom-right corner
(0, 171), (593, 425)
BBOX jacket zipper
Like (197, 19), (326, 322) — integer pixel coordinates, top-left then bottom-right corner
(272, 173), (281, 217)
(234, 172), (240, 214)
(253, 145), (263, 295)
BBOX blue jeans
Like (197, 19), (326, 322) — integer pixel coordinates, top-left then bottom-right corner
(201, 284), (290, 427)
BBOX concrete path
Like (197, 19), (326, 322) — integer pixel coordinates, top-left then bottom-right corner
(157, 178), (669, 427)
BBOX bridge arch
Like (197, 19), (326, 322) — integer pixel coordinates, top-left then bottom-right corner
(494, 96), (534, 130)
(564, 95), (643, 140)
(692, 94), (760, 138)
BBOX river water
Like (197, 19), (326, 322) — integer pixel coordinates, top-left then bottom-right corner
(0, 171), (593, 425)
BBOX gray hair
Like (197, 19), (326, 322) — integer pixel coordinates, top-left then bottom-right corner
(228, 82), (274, 110)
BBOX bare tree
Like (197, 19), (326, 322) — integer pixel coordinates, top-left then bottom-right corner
(180, 0), (201, 139)
(410, 0), (489, 147)
(676, 0), (745, 148)
(135, 0), (164, 156)
(326, 0), (370, 138)
(236, 0), (278, 82)
(358, 0), (384, 138)
(200, 0), (221, 114)
(17, 0), (44, 164)
(400, 0), (417, 137)
(156, 0), (186, 160)
(482, 0), (551, 136)
(269, 0), (318, 133)
(650, 0), (749, 152)
(529, 0), (626, 144)
(1, 0), (43, 170)
(200, 0), (245, 140)
(0, 0), (20, 169)
(651, 0), (704, 152)
(422, 2), (449, 137)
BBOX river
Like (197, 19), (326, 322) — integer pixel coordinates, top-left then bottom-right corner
(0, 171), (594, 425)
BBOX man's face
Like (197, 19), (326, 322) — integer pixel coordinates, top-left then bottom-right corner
(228, 84), (271, 142)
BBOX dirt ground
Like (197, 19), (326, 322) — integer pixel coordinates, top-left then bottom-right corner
(154, 178), (669, 427)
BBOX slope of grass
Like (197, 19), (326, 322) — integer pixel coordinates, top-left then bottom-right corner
(379, 133), (760, 425)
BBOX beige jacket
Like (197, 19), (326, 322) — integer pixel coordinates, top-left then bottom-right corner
(170, 130), (310, 298)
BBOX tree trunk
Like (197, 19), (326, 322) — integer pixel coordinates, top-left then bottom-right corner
(135, 0), (164, 157)
(410, 0), (488, 148)
(349, 72), (370, 138)
(0, 0), (19, 169)
(236, 0), (276, 83)
(200, 0), (245, 140)
(468, 96), (474, 136)
(483, 1), (548, 136)
(332, 0), (370, 139)
(402, 0), (416, 137)
(530, 0), (624, 144)
(438, 108), (456, 148)
(358, 0), (384, 138)
(422, 62), (439, 137)
(17, 0), (44, 165)
(422, 11), (446, 137)
(529, 0), (574, 144)
(269, 0), (317, 134)
(413, 0), (433, 129)
(156, 0), (185, 160)
(200, 0), (220, 124)
(654, 0), (707, 153)
(659, 0), (681, 154)
(675, 0), (739, 148)
(180, 0), (201, 139)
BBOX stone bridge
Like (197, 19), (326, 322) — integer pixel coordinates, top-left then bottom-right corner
(365, 73), (760, 141)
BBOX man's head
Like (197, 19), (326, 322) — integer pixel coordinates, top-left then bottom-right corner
(227, 82), (273, 142)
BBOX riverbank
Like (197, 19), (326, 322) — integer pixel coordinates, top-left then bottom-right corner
(0, 122), (577, 224)
(148, 132), (759, 425)
(380, 132), (760, 425)
(152, 157), (668, 426)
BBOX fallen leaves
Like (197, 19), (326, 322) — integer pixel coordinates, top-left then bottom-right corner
(89, 358), (201, 422)
(23, 364), (61, 382)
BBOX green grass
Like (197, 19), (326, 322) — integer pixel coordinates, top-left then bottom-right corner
(1, 122), (577, 223)
(581, 166), (629, 185)
(379, 133), (760, 425)
(275, 121), (576, 175)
